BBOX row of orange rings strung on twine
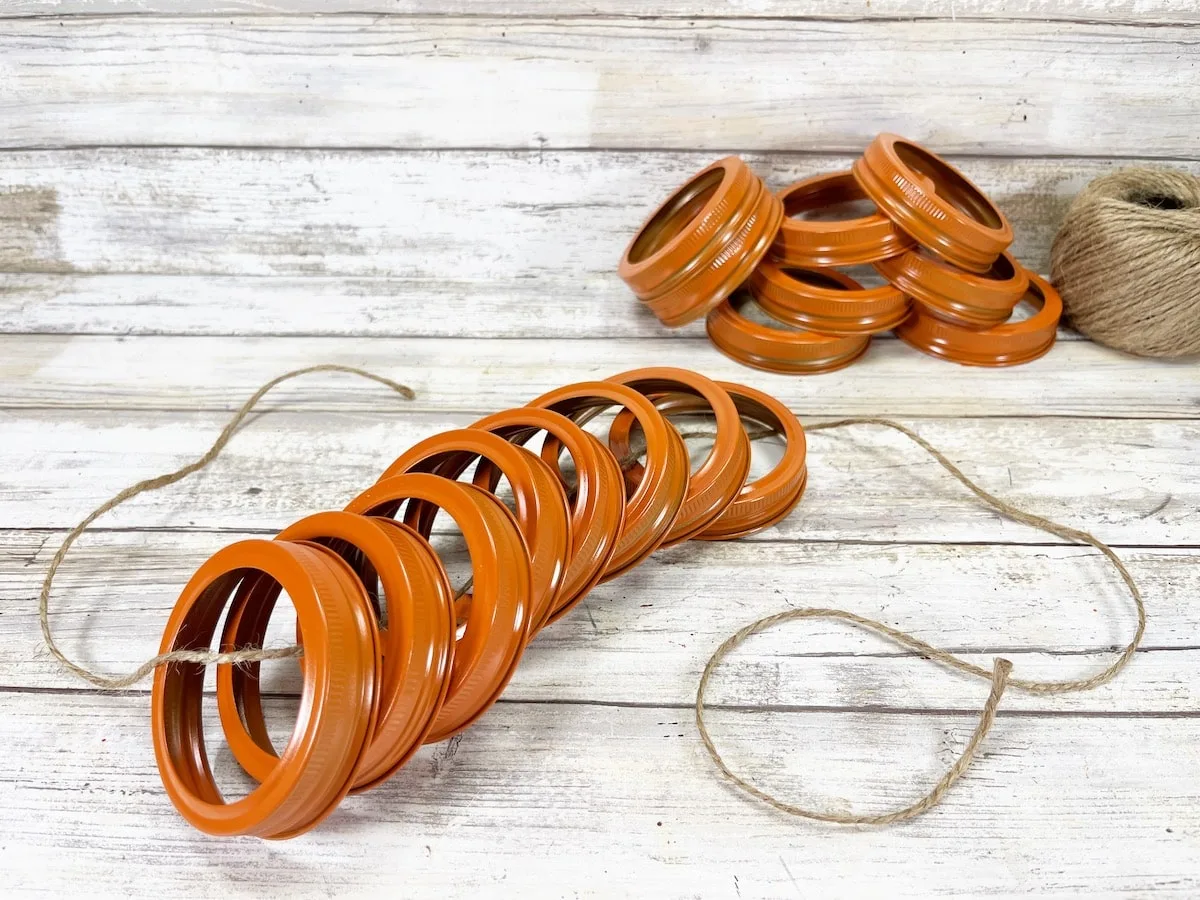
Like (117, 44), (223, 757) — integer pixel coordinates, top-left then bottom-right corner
(39, 365), (1144, 837)
(618, 133), (1063, 372)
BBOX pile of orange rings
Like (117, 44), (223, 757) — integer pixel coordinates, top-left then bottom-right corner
(619, 134), (1063, 370)
(151, 367), (809, 838)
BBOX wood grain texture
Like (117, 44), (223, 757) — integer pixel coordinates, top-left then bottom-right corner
(2, 333), (1198, 418)
(2, 409), (1195, 543)
(5, 527), (1180, 711)
(5, 0), (1199, 23)
(2, 18), (1199, 154)
(2, 150), (1188, 337)
(2, 691), (1198, 898)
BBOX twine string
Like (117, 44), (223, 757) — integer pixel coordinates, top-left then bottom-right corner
(38, 365), (415, 690)
(695, 417), (1144, 825)
(37, 375), (1145, 826)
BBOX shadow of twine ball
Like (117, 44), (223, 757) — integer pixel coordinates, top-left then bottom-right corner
(1050, 167), (1200, 358)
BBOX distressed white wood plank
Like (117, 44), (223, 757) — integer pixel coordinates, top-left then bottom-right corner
(0, 149), (1152, 279)
(0, 272), (1084, 341)
(2, 18), (1198, 154)
(1, 409), (1195, 543)
(2, 151), (1185, 338)
(4, 527), (1184, 711)
(1, 691), (1197, 897)
(5, 0), (1199, 23)
(2, 334), (1198, 418)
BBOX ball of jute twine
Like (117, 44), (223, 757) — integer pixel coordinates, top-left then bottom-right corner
(1051, 166), (1200, 358)
(38, 367), (1143, 828)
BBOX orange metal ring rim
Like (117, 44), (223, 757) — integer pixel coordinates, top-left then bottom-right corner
(526, 381), (689, 579)
(706, 291), (871, 375)
(379, 428), (570, 634)
(152, 539), (378, 838)
(852, 134), (1013, 273)
(608, 382), (807, 540)
(605, 367), (751, 545)
(640, 176), (783, 327)
(345, 473), (533, 743)
(877, 249), (1029, 328)
(469, 407), (625, 623)
(895, 270), (1062, 367)
(771, 170), (915, 267)
(749, 257), (911, 335)
(619, 156), (749, 297)
(215, 512), (454, 794)
(620, 157), (784, 327)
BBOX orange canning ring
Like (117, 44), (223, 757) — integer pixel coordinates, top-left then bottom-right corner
(608, 381), (807, 540)
(152, 539), (379, 838)
(379, 429), (570, 634)
(895, 270), (1062, 367)
(469, 407), (625, 623)
(345, 473), (532, 743)
(527, 381), (689, 580)
(618, 156), (784, 327)
(707, 291), (871, 374)
(771, 170), (914, 267)
(605, 367), (750, 545)
(749, 256), (911, 335)
(877, 248), (1029, 329)
(215, 512), (454, 793)
(852, 134), (1013, 273)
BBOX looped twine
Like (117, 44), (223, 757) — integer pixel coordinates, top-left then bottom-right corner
(38, 364), (415, 690)
(695, 416), (1144, 826)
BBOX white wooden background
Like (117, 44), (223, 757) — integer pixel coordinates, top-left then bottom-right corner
(2, 2), (1199, 897)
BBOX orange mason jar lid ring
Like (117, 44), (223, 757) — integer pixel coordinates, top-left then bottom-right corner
(605, 367), (750, 545)
(896, 269), (1062, 367)
(608, 382), (807, 541)
(852, 133), (1013, 273)
(877, 248), (1029, 329)
(750, 256), (911, 336)
(706, 291), (871, 375)
(345, 473), (532, 743)
(771, 170), (914, 267)
(619, 156), (784, 328)
(151, 539), (378, 838)
(379, 428), (570, 634)
(215, 512), (454, 793)
(469, 407), (625, 623)
(527, 381), (689, 580)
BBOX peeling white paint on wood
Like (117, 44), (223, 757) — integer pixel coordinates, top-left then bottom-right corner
(0, 409), (1194, 542)
(6, 0), (1200, 22)
(1, 333), (1198, 418)
(2, 18), (1199, 154)
(0, 150), (1189, 339)
(2, 692), (1199, 898)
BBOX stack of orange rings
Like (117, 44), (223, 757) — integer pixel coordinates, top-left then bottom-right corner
(618, 157), (783, 327)
(706, 290), (870, 374)
(896, 272), (1063, 367)
(619, 134), (1060, 370)
(151, 367), (808, 837)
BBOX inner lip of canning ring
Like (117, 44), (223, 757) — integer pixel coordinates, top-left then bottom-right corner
(627, 167), (724, 263)
(894, 141), (1001, 229)
(913, 246), (1016, 281)
(785, 188), (876, 223)
(779, 267), (855, 291)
